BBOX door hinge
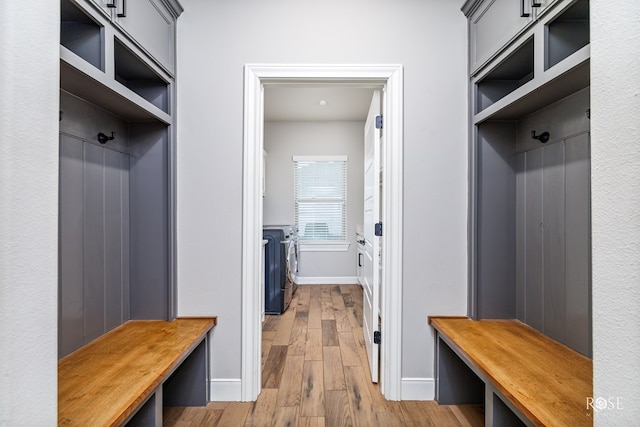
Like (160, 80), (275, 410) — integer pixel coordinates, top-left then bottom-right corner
(374, 222), (383, 237)
(375, 115), (383, 129)
(374, 330), (381, 345)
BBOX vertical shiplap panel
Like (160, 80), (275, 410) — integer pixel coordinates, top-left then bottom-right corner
(513, 89), (591, 355)
(565, 134), (591, 356)
(515, 153), (526, 321)
(59, 136), (85, 357)
(542, 142), (566, 344)
(104, 149), (124, 331)
(83, 142), (105, 343)
(524, 148), (544, 331)
(122, 155), (131, 321)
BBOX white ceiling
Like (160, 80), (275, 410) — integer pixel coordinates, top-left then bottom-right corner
(264, 86), (375, 122)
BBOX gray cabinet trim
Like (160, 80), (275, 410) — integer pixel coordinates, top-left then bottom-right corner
(461, 0), (483, 16)
(160, 0), (184, 17)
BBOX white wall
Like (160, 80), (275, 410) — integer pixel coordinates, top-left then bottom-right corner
(264, 121), (364, 281)
(176, 0), (469, 399)
(591, 0), (640, 423)
(0, 1), (59, 425)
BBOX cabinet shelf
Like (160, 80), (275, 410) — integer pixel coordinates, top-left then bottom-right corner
(61, 0), (104, 71)
(476, 38), (534, 114)
(473, 45), (589, 124)
(546, 0), (589, 70)
(114, 39), (170, 114)
(61, 46), (171, 124)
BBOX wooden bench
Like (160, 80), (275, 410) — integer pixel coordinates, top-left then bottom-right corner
(429, 317), (592, 427)
(59, 317), (216, 427)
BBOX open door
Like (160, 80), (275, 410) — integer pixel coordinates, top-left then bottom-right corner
(363, 90), (382, 383)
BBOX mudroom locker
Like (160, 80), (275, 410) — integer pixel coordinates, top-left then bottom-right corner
(473, 87), (591, 357)
(58, 0), (180, 358)
(58, 91), (172, 358)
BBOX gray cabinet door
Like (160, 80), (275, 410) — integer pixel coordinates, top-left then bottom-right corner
(114, 0), (175, 74)
(470, 0), (533, 73)
(534, 0), (560, 17)
(86, 0), (113, 16)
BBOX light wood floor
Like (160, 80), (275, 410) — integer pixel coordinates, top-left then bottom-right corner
(164, 284), (483, 427)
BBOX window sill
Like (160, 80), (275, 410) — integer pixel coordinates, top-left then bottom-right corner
(299, 241), (351, 252)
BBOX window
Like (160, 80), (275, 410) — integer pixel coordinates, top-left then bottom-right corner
(294, 156), (347, 245)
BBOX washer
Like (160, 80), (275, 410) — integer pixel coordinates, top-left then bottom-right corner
(263, 225), (298, 314)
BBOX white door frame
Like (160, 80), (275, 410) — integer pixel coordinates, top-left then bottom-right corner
(241, 64), (404, 401)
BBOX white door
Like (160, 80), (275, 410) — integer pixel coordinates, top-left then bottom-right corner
(363, 90), (381, 383)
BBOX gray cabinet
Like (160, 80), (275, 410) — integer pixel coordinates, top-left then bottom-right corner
(468, 0), (590, 121)
(464, 0), (565, 75)
(465, 0), (533, 74)
(462, 0), (592, 356)
(86, 0), (112, 16)
(68, 0), (182, 76)
(58, 0), (183, 357)
(114, 0), (180, 75)
(61, 0), (181, 122)
(534, 0), (561, 16)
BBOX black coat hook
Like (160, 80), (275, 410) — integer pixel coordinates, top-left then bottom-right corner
(97, 132), (115, 144)
(531, 130), (550, 143)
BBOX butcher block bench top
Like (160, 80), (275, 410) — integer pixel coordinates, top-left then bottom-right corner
(59, 317), (216, 427)
(429, 317), (593, 427)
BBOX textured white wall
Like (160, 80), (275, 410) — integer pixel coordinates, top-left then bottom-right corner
(264, 121), (364, 279)
(176, 0), (468, 395)
(591, 0), (640, 424)
(0, 1), (59, 425)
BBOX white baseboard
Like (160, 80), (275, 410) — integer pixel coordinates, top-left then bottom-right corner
(295, 276), (359, 285)
(209, 379), (242, 401)
(209, 378), (433, 401)
(401, 378), (435, 400)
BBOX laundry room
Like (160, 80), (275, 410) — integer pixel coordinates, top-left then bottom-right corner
(262, 86), (371, 309)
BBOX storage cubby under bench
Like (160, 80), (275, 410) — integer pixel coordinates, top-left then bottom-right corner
(58, 317), (216, 427)
(429, 316), (592, 427)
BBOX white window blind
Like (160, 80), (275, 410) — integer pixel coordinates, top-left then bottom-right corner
(293, 156), (347, 242)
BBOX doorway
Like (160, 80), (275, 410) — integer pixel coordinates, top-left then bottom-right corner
(241, 64), (404, 401)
